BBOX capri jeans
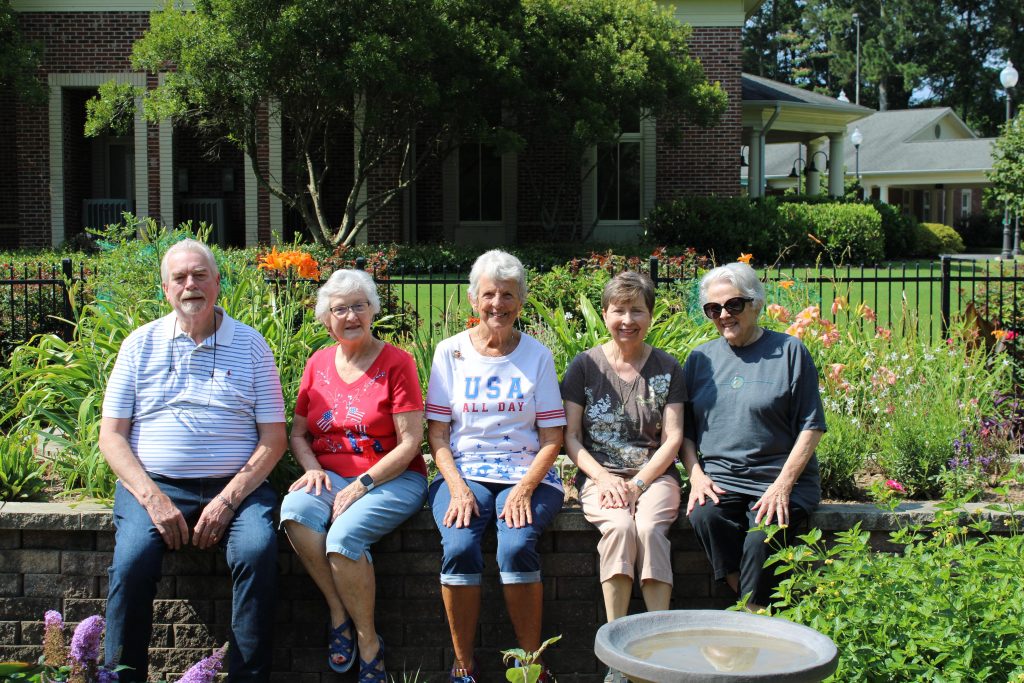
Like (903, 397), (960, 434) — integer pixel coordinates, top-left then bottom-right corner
(280, 470), (427, 562)
(428, 477), (564, 586)
(688, 490), (809, 606)
(580, 473), (680, 584)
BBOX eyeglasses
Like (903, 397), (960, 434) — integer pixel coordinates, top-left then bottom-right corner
(702, 297), (754, 319)
(330, 301), (370, 317)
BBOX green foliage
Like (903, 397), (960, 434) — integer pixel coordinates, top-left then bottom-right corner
(915, 222), (966, 257)
(812, 413), (862, 500)
(502, 635), (561, 683)
(776, 201), (884, 263)
(0, 0), (45, 104)
(0, 423), (48, 501)
(84, 81), (140, 138)
(869, 200), (918, 258)
(769, 496), (1024, 681)
(990, 112), (1024, 218)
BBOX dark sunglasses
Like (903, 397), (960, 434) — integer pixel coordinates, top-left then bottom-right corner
(702, 297), (754, 319)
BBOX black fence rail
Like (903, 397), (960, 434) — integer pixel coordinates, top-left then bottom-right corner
(0, 259), (86, 359)
(5, 255), (1024, 353)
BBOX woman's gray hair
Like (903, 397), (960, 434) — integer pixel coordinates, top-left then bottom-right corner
(314, 269), (381, 324)
(699, 262), (766, 313)
(468, 249), (528, 301)
(161, 239), (219, 283)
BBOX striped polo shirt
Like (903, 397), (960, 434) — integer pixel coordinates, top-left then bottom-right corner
(102, 308), (286, 479)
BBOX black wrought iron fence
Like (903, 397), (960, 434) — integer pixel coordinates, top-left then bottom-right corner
(5, 255), (1024, 354)
(0, 259), (85, 359)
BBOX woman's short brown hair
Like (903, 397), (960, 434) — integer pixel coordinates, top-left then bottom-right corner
(601, 271), (655, 313)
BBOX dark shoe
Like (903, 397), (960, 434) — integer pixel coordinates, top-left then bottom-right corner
(358, 636), (386, 683)
(327, 619), (356, 673)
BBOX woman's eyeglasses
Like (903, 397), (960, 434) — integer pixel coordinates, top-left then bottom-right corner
(702, 297), (754, 319)
(330, 301), (370, 317)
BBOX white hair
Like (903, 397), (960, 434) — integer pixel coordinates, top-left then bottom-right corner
(468, 249), (527, 301)
(699, 262), (766, 313)
(160, 239), (219, 283)
(314, 269), (381, 325)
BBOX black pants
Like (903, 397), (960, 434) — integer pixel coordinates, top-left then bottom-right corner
(689, 491), (808, 606)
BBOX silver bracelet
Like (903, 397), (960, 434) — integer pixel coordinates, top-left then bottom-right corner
(217, 494), (237, 513)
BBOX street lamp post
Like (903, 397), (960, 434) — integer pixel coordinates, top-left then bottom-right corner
(851, 127), (863, 198)
(1000, 60), (1018, 259)
(853, 12), (861, 106)
(788, 145), (805, 194)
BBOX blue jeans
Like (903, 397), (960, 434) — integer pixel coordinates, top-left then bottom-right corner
(428, 478), (563, 586)
(105, 476), (278, 683)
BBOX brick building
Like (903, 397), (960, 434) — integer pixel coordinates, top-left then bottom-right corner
(3, 0), (758, 249)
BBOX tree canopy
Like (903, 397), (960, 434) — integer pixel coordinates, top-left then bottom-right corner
(990, 112), (1024, 219)
(743, 0), (1024, 135)
(87, 0), (726, 246)
(0, 1), (44, 104)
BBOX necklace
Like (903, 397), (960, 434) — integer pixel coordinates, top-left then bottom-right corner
(472, 329), (519, 357)
(608, 343), (648, 404)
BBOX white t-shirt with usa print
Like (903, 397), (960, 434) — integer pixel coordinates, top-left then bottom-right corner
(425, 330), (566, 492)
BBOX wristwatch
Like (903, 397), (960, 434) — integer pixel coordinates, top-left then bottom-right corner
(358, 473), (376, 491)
(633, 478), (648, 493)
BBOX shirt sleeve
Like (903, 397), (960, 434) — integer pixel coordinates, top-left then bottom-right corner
(425, 341), (453, 422)
(791, 341), (828, 433)
(389, 347), (425, 413)
(102, 333), (139, 419)
(293, 353), (317, 419)
(535, 349), (567, 427)
(666, 356), (688, 405)
(253, 335), (286, 423)
(560, 352), (587, 406)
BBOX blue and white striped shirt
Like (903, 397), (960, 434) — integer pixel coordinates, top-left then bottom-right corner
(102, 308), (286, 479)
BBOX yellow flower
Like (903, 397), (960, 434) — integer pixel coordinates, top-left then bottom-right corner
(737, 253), (753, 264)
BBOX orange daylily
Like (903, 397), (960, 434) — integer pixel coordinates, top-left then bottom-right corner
(778, 280), (795, 290)
(257, 247), (320, 279)
(737, 253), (753, 264)
(766, 303), (791, 323)
(831, 296), (848, 316)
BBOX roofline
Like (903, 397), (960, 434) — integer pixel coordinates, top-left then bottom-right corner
(743, 100), (873, 116)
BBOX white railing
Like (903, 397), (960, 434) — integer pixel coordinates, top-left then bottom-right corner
(176, 198), (226, 247)
(82, 199), (132, 231)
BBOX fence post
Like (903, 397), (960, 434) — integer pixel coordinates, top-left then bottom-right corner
(61, 258), (74, 340)
(649, 256), (659, 286)
(355, 256), (367, 273)
(939, 256), (951, 340)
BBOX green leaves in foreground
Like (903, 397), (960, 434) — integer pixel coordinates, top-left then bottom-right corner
(767, 496), (1024, 682)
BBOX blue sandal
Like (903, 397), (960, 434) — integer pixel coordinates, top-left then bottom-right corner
(358, 636), (386, 683)
(327, 619), (356, 673)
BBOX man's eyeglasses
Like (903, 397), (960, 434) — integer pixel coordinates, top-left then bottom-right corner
(330, 301), (370, 317)
(702, 297), (754, 319)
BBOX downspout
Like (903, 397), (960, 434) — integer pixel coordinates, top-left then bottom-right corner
(759, 104), (782, 196)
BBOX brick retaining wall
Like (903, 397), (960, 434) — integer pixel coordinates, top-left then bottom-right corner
(0, 501), (996, 682)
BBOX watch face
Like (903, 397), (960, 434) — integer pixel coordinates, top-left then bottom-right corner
(359, 474), (374, 487)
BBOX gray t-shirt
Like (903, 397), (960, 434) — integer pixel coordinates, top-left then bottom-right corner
(561, 346), (687, 487)
(682, 329), (826, 512)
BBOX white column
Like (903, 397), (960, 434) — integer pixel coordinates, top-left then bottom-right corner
(747, 130), (762, 198)
(268, 103), (283, 245)
(944, 188), (956, 227)
(877, 184), (889, 203)
(243, 150), (259, 246)
(158, 119), (173, 230)
(828, 134), (845, 197)
(47, 80), (65, 247)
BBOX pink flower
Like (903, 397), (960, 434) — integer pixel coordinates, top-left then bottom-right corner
(831, 296), (848, 317)
(875, 326), (892, 341)
(784, 322), (805, 339)
(857, 303), (877, 322)
(766, 303), (791, 323)
(827, 363), (846, 383)
(885, 479), (906, 493)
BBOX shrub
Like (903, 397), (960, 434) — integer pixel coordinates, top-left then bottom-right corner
(0, 423), (48, 501)
(641, 196), (783, 261)
(775, 202), (884, 263)
(915, 222), (966, 257)
(870, 201), (919, 259)
(768, 499), (1024, 681)
(955, 212), (1002, 248)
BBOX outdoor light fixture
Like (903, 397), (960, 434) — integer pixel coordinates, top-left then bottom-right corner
(1001, 59), (1018, 259)
(789, 146), (806, 194)
(851, 127), (863, 199)
(806, 150), (829, 175)
(740, 146), (749, 167)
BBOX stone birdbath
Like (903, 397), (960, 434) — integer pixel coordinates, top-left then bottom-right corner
(594, 610), (838, 682)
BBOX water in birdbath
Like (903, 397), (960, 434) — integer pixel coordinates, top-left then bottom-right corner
(626, 629), (816, 675)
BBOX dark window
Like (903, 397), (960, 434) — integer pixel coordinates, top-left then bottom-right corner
(459, 144), (502, 222)
(597, 141), (641, 221)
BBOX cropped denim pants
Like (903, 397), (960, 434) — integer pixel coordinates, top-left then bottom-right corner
(105, 476), (278, 683)
(428, 478), (563, 586)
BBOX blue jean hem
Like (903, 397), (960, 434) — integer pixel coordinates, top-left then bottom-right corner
(499, 570), (541, 585)
(440, 573), (482, 586)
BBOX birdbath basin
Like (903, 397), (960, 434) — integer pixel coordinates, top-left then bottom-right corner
(595, 610), (838, 682)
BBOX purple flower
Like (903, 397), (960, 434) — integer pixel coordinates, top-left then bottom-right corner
(178, 644), (227, 683)
(70, 614), (105, 666)
(98, 668), (120, 683)
(44, 610), (63, 629)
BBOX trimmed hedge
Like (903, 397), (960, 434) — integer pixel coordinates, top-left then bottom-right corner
(643, 196), (886, 263)
(916, 222), (966, 256)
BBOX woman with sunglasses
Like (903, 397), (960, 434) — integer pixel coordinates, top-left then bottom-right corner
(682, 262), (826, 610)
(562, 271), (686, 683)
(279, 269), (428, 683)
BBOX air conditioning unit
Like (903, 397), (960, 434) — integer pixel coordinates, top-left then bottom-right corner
(176, 198), (226, 247)
(82, 199), (133, 231)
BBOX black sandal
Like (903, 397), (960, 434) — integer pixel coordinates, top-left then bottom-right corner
(358, 635), (386, 683)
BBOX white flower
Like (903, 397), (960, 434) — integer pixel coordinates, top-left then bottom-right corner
(564, 312), (574, 320)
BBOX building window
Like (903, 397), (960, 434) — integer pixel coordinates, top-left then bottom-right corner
(921, 191), (931, 222)
(596, 112), (642, 221)
(459, 143), (502, 222)
(960, 189), (972, 218)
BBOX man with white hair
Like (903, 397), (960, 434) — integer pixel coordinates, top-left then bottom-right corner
(99, 239), (286, 682)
